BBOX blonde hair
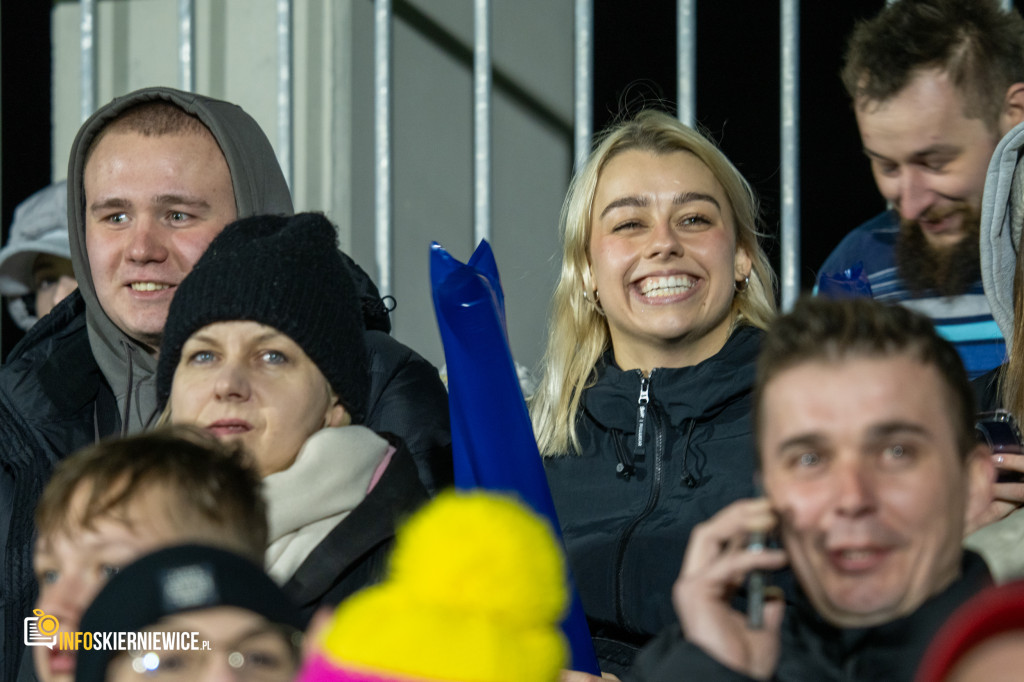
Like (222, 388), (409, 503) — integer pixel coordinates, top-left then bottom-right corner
(529, 110), (776, 456)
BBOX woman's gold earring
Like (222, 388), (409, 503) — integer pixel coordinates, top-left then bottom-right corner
(734, 276), (749, 293)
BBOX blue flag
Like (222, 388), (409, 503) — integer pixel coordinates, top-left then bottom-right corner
(430, 240), (600, 674)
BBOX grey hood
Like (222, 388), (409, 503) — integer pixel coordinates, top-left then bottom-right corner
(66, 86), (293, 433)
(981, 120), (1024, 353)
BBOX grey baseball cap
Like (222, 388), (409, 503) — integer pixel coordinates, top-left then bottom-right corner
(0, 180), (71, 297)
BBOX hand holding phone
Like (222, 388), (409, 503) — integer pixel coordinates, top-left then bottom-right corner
(673, 498), (788, 680)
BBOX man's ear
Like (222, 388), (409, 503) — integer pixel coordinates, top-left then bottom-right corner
(1000, 83), (1024, 135)
(964, 442), (996, 531)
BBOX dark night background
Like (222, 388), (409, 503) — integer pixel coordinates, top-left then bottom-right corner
(3, 0), (1012, 357)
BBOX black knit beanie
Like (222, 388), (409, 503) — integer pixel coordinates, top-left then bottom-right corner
(156, 212), (369, 422)
(75, 544), (306, 682)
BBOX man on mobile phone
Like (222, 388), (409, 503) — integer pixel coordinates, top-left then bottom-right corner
(628, 297), (996, 681)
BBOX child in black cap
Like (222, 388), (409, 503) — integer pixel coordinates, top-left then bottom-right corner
(75, 544), (305, 682)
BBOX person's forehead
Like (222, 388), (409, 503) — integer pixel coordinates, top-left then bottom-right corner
(593, 149), (733, 224)
(856, 68), (968, 117)
(85, 127), (228, 176)
(597, 149), (722, 195)
(855, 70), (993, 149)
(759, 353), (957, 446)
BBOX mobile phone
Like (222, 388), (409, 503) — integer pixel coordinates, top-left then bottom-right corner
(975, 410), (1024, 483)
(747, 529), (767, 629)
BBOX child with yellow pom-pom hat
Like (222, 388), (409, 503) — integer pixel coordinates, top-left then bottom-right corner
(296, 490), (569, 682)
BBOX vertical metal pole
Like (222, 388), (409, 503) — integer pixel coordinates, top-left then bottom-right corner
(473, 0), (491, 246)
(80, 0), (97, 121)
(178, 0), (196, 91)
(574, 0), (593, 170)
(276, 0), (294, 191)
(677, 0), (697, 128)
(374, 0), (393, 297)
(780, 0), (800, 311)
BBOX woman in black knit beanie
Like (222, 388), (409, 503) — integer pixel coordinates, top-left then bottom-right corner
(156, 212), (429, 620)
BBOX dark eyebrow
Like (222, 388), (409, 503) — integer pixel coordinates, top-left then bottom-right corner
(673, 191), (721, 210)
(772, 433), (827, 456)
(88, 197), (130, 214)
(771, 420), (930, 457)
(598, 191), (721, 219)
(253, 330), (288, 345)
(599, 195), (650, 219)
(152, 194), (213, 210)
(867, 421), (929, 440)
(863, 144), (959, 163)
(184, 329), (286, 348)
(87, 194), (212, 214)
(183, 331), (222, 348)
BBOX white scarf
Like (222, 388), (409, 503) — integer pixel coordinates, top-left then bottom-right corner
(263, 425), (390, 583)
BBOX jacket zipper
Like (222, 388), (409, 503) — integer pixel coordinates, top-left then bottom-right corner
(633, 376), (650, 455)
(614, 370), (664, 630)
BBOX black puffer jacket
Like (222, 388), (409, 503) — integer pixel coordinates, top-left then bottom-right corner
(628, 552), (992, 682)
(544, 325), (762, 674)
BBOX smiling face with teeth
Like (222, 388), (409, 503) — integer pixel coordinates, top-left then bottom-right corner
(587, 149), (751, 372)
(84, 128), (237, 352)
(758, 353), (992, 628)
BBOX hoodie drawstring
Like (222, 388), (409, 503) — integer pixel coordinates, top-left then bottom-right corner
(611, 429), (636, 479)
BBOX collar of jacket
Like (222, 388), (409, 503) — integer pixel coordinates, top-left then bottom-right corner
(581, 324), (763, 432)
(787, 550), (992, 666)
(1, 290), (110, 426)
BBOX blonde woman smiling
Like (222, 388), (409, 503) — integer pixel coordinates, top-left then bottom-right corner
(531, 110), (776, 673)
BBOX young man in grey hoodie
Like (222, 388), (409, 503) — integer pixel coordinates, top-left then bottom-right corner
(0, 86), (451, 681)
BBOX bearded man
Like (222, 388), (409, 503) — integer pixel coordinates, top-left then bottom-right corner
(816, 0), (1024, 379)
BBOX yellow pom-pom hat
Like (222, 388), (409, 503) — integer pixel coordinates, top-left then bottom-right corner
(296, 490), (569, 682)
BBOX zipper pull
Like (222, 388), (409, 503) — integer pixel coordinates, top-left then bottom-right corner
(634, 376), (650, 455)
